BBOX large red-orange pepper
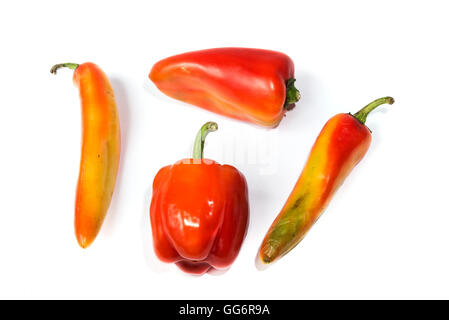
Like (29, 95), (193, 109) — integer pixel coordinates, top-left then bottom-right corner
(149, 48), (300, 128)
(150, 122), (249, 275)
(51, 62), (121, 248)
(259, 97), (394, 264)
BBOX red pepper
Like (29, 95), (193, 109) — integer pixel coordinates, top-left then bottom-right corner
(149, 48), (300, 128)
(150, 122), (249, 275)
(259, 97), (395, 264)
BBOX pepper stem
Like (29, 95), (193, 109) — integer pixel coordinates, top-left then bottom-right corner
(193, 122), (218, 159)
(284, 78), (301, 111)
(50, 63), (79, 75)
(353, 97), (395, 124)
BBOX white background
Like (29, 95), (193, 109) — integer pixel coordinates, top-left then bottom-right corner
(0, 0), (448, 299)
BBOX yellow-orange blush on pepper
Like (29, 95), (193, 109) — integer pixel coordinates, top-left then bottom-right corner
(51, 62), (121, 248)
(259, 97), (394, 264)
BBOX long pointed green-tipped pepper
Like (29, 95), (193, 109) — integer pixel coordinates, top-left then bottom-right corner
(259, 97), (394, 264)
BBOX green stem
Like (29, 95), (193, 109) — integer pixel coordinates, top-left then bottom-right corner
(193, 122), (218, 159)
(50, 63), (79, 75)
(353, 96), (395, 124)
(284, 78), (301, 110)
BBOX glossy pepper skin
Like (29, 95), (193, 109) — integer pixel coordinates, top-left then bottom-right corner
(149, 48), (300, 128)
(150, 122), (249, 275)
(51, 62), (121, 248)
(259, 97), (395, 264)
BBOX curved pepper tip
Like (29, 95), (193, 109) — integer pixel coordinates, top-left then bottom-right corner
(260, 254), (272, 265)
(258, 244), (277, 265)
(76, 235), (93, 249)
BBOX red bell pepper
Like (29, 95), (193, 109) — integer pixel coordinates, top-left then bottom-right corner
(150, 122), (249, 275)
(259, 97), (395, 264)
(149, 48), (300, 128)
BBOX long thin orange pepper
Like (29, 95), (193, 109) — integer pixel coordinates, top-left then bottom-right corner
(51, 62), (121, 248)
(259, 97), (394, 264)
